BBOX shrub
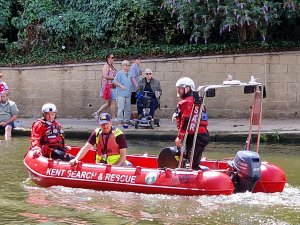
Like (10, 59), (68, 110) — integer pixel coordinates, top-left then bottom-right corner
(162, 0), (300, 43)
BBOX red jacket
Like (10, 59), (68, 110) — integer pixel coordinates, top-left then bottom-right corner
(176, 95), (208, 140)
(31, 118), (65, 150)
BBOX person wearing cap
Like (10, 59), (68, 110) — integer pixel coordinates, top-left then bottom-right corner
(0, 91), (18, 140)
(137, 68), (162, 118)
(174, 77), (209, 170)
(30, 103), (74, 161)
(69, 113), (131, 167)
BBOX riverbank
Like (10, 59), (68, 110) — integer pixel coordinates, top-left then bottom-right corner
(10, 117), (300, 143)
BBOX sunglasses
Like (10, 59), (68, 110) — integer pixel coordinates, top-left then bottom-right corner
(110, 56), (115, 59)
(125, 64), (130, 66)
(146, 73), (152, 75)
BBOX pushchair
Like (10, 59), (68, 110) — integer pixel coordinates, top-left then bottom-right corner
(134, 91), (160, 129)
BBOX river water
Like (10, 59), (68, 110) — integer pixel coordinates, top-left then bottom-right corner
(0, 137), (299, 225)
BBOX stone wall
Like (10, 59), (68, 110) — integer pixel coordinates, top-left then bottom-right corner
(1, 51), (300, 119)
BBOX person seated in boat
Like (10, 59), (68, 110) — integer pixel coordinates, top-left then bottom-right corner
(69, 113), (132, 167)
(30, 103), (74, 161)
(0, 91), (18, 140)
(174, 77), (210, 170)
(137, 68), (162, 119)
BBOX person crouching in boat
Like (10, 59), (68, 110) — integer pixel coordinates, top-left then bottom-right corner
(70, 113), (132, 167)
(30, 103), (74, 161)
(174, 77), (210, 170)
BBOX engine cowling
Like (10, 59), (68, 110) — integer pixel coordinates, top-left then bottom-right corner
(228, 150), (261, 193)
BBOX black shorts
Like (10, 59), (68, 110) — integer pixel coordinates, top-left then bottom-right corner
(131, 92), (137, 104)
(0, 121), (15, 129)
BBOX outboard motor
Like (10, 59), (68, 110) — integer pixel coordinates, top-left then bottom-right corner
(228, 150), (261, 193)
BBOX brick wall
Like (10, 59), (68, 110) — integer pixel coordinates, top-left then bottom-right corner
(1, 51), (300, 119)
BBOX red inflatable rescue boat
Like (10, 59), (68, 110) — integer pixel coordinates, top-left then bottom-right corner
(24, 77), (286, 195)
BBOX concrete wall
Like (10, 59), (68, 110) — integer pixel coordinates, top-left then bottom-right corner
(1, 51), (300, 119)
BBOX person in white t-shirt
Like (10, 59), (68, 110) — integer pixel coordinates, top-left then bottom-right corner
(0, 91), (18, 140)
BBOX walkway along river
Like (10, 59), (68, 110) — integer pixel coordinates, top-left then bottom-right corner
(7, 117), (300, 144)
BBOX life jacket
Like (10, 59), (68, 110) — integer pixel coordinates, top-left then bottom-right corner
(176, 95), (208, 135)
(37, 119), (65, 149)
(95, 127), (123, 165)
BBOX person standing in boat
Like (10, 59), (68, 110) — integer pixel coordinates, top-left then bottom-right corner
(174, 77), (209, 170)
(0, 91), (18, 140)
(69, 113), (132, 167)
(30, 103), (74, 161)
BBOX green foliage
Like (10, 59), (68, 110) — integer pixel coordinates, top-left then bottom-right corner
(0, 0), (13, 46)
(0, 0), (12, 30)
(6, 0), (179, 52)
(260, 130), (281, 143)
(12, 0), (60, 29)
(10, 0), (124, 50)
(271, 130), (281, 142)
(260, 133), (268, 143)
(2, 0), (300, 64)
(162, 0), (300, 43)
(111, 0), (159, 47)
(2, 40), (300, 66)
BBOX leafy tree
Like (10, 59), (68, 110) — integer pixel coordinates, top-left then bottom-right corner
(111, 0), (180, 47)
(0, 0), (13, 47)
(2, 0), (300, 63)
(10, 0), (123, 51)
(162, 0), (300, 43)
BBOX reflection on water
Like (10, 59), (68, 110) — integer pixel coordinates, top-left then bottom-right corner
(0, 137), (299, 224)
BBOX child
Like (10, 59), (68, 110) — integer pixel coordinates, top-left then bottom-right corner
(0, 73), (10, 94)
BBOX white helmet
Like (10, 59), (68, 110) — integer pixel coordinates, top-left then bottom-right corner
(42, 103), (57, 113)
(175, 77), (195, 91)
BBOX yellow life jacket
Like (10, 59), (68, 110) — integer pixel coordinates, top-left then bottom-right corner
(95, 127), (124, 165)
